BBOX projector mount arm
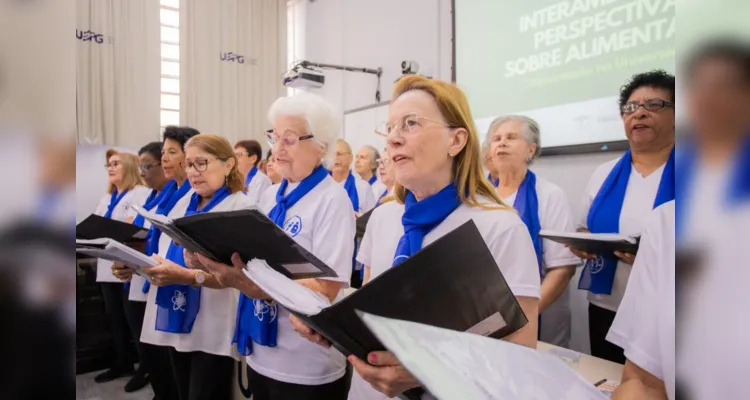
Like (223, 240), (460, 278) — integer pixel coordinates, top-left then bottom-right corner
(295, 60), (384, 102)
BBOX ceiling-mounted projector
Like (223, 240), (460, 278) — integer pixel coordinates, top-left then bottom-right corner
(283, 67), (325, 89)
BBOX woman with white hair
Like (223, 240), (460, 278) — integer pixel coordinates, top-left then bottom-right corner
(196, 92), (355, 399)
(291, 76), (541, 399)
(355, 145), (388, 199)
(331, 139), (376, 215)
(487, 115), (580, 348)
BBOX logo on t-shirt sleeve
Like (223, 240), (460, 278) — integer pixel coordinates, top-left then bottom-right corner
(283, 216), (302, 237)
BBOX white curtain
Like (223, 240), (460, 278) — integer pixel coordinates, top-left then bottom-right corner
(76, 0), (160, 148)
(181, 0), (287, 147)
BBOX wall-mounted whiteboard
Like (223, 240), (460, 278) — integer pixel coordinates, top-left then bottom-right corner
(343, 102), (390, 154)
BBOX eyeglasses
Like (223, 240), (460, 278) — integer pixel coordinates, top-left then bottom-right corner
(234, 151), (247, 158)
(184, 158), (215, 172)
(104, 161), (121, 169)
(376, 112), (458, 137)
(139, 163), (161, 173)
(376, 158), (391, 167)
(621, 99), (674, 115)
(335, 151), (351, 158)
(265, 129), (315, 147)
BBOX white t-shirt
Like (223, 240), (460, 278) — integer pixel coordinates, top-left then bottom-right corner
(578, 157), (667, 311)
(93, 185), (152, 283)
(245, 170), (272, 206)
(128, 190), (156, 302)
(140, 190), (253, 358)
(681, 162), (730, 246)
(338, 174), (376, 214)
(244, 176), (355, 385)
(606, 201), (675, 400)
(501, 175), (580, 347)
(370, 179), (388, 202)
(350, 196), (541, 400)
(677, 204), (750, 400)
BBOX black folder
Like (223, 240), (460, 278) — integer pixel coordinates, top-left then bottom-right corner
(355, 208), (376, 239)
(288, 221), (529, 399)
(136, 207), (338, 280)
(76, 214), (149, 243)
(539, 231), (639, 256)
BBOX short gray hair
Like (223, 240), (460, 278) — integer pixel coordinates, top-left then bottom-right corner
(268, 91), (341, 164)
(361, 145), (380, 174)
(485, 115), (542, 162)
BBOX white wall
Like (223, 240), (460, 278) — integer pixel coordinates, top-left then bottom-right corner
(302, 0), (627, 354)
(303, 0), (452, 116)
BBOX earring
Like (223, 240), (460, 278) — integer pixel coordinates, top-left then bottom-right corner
(526, 156), (532, 163)
(225, 174), (229, 185)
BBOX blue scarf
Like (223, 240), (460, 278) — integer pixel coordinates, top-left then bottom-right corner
(510, 171), (543, 339)
(331, 171), (360, 212)
(244, 166), (258, 187)
(513, 171), (543, 275)
(368, 175), (377, 185)
(154, 186), (231, 333)
(393, 183), (461, 266)
(141, 180), (191, 293)
(233, 164), (328, 355)
(488, 173), (499, 188)
(579, 148), (675, 295)
(104, 189), (129, 219)
(133, 183), (173, 228)
(676, 135), (750, 241)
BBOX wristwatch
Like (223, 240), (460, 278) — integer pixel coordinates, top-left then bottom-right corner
(193, 270), (207, 288)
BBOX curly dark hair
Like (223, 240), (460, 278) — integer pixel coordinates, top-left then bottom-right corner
(618, 70), (675, 115)
(162, 126), (200, 150)
(683, 38), (750, 84)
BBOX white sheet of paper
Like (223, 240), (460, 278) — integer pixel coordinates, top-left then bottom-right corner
(243, 258), (330, 315)
(77, 238), (158, 277)
(359, 312), (609, 400)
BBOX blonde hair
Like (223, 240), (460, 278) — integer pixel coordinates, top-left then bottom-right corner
(184, 134), (245, 194)
(390, 76), (508, 209)
(106, 149), (144, 194)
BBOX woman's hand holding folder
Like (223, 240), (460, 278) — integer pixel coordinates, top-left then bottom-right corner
(348, 352), (421, 398)
(289, 314), (331, 348)
(111, 262), (135, 282)
(144, 255), (194, 286)
(290, 314), (421, 398)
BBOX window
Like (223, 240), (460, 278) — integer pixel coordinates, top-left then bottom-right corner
(287, 0), (306, 97)
(160, 0), (180, 132)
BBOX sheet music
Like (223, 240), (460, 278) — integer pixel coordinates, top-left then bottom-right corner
(243, 259), (331, 315)
(359, 312), (608, 400)
(76, 238), (158, 276)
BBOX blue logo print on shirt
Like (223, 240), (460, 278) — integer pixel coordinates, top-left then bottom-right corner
(283, 216), (302, 237)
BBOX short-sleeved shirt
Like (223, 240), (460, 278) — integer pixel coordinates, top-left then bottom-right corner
(244, 175), (356, 385)
(140, 191), (254, 358)
(93, 185), (152, 283)
(501, 175), (580, 347)
(350, 196), (541, 400)
(579, 157), (667, 311)
(245, 170), (273, 206)
(606, 201), (675, 400)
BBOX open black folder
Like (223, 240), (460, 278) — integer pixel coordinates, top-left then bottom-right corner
(76, 214), (149, 242)
(539, 230), (640, 256)
(130, 205), (337, 280)
(247, 220), (529, 400)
